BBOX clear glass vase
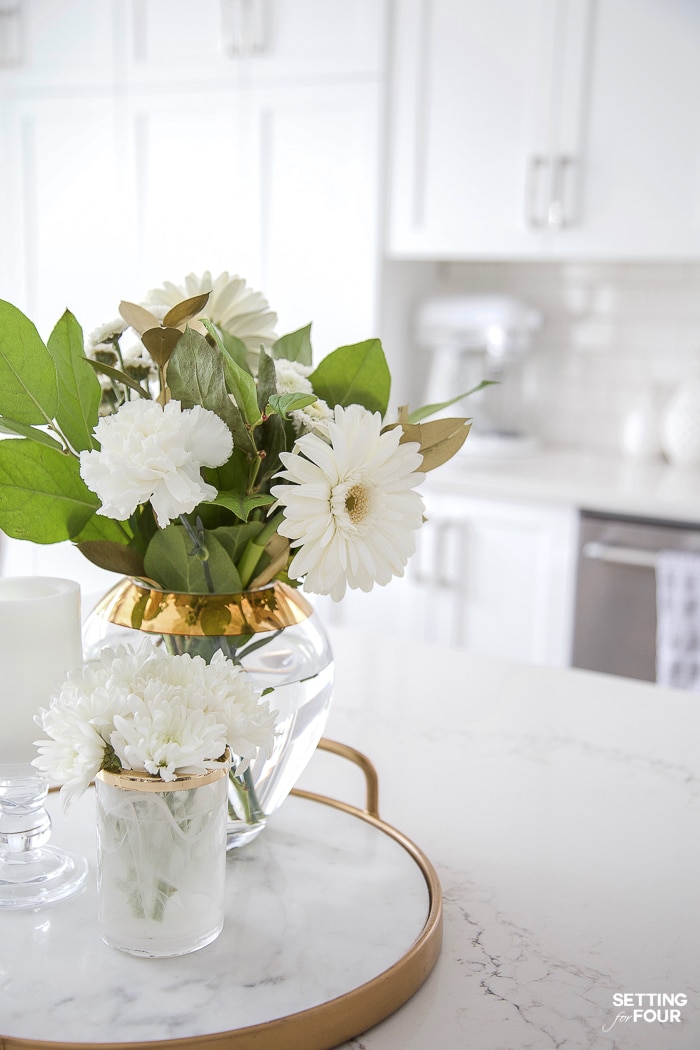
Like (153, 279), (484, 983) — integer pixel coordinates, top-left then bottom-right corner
(83, 579), (334, 848)
(95, 763), (229, 957)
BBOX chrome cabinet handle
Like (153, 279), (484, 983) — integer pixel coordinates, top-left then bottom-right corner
(220, 0), (267, 57)
(548, 154), (574, 229)
(525, 155), (548, 229)
(0, 1), (22, 69)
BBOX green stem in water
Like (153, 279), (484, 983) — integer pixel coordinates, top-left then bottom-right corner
(228, 766), (266, 826)
(238, 512), (285, 588)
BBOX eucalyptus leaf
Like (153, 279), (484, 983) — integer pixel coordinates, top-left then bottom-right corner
(309, 339), (391, 416)
(162, 293), (210, 329)
(0, 440), (100, 542)
(47, 310), (101, 451)
(393, 418), (472, 472)
(208, 491), (276, 522)
(0, 300), (58, 425)
(166, 327), (240, 432)
(119, 300), (162, 336)
(407, 380), (497, 423)
(267, 392), (317, 416)
(84, 358), (152, 399)
(0, 417), (64, 451)
(200, 319), (261, 426)
(256, 347), (277, 413)
(272, 324), (312, 366)
(141, 326), (183, 367)
(76, 540), (145, 577)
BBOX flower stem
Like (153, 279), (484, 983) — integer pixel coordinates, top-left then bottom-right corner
(238, 512), (285, 588)
(179, 514), (215, 593)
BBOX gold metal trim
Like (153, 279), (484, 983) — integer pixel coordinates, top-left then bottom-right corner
(95, 752), (230, 793)
(4, 740), (443, 1050)
(92, 578), (312, 637)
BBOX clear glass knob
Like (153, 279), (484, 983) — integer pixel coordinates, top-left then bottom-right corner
(0, 764), (87, 908)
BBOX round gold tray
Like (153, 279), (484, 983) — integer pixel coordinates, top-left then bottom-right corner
(1, 741), (442, 1050)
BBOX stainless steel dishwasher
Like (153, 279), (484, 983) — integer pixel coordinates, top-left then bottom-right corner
(572, 511), (700, 682)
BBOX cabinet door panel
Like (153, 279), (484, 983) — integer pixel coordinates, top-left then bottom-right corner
(241, 83), (381, 355)
(387, 0), (551, 257)
(3, 98), (131, 337)
(551, 0), (700, 258)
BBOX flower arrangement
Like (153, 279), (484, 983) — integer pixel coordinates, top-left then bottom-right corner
(0, 271), (480, 602)
(33, 642), (277, 809)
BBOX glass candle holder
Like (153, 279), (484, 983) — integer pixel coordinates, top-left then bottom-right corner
(0, 764), (87, 908)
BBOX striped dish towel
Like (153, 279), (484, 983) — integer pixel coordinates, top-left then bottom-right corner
(656, 549), (700, 691)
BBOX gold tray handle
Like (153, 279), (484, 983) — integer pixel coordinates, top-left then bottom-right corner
(309, 738), (380, 819)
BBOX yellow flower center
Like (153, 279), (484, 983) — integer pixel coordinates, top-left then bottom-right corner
(345, 483), (370, 524)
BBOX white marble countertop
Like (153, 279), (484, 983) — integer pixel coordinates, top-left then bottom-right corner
(2, 628), (698, 1049)
(311, 627), (700, 1050)
(426, 445), (700, 524)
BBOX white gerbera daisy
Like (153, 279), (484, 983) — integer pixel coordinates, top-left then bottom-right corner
(270, 404), (425, 601)
(79, 398), (233, 527)
(146, 271), (278, 353)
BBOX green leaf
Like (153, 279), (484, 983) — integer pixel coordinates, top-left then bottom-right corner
(210, 522), (264, 565)
(0, 300), (58, 425)
(73, 513), (132, 545)
(407, 380), (497, 423)
(162, 293), (210, 329)
(256, 347), (277, 413)
(216, 329), (251, 373)
(0, 440), (100, 542)
(272, 324), (313, 366)
(0, 417), (64, 451)
(166, 327), (240, 430)
(47, 310), (101, 452)
(84, 358), (152, 399)
(267, 392), (317, 416)
(208, 491), (276, 522)
(75, 540), (145, 577)
(143, 525), (243, 593)
(200, 319), (262, 426)
(309, 339), (390, 416)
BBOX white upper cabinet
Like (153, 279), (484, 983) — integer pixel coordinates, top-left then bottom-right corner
(387, 0), (700, 259)
(121, 0), (385, 86)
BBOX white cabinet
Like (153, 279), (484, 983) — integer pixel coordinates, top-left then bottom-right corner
(0, 1), (386, 348)
(318, 489), (579, 667)
(387, 0), (700, 260)
(121, 0), (385, 85)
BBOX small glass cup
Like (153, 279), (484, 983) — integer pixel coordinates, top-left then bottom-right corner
(0, 764), (87, 908)
(95, 759), (229, 957)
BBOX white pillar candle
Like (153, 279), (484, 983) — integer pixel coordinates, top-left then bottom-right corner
(0, 577), (82, 763)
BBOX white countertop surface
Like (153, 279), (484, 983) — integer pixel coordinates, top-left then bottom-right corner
(316, 628), (700, 1050)
(427, 445), (700, 524)
(2, 628), (698, 1049)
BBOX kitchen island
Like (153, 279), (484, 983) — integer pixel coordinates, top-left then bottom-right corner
(1, 628), (698, 1049)
(316, 628), (699, 1050)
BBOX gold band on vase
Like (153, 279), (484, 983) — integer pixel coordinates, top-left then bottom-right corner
(93, 577), (313, 637)
(96, 750), (231, 792)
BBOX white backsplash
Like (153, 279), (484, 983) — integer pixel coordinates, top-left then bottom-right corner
(380, 260), (700, 454)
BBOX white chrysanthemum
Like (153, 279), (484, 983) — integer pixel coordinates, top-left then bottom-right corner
(271, 404), (426, 601)
(33, 642), (278, 806)
(146, 271), (278, 353)
(79, 399), (233, 527)
(291, 396), (334, 438)
(111, 684), (227, 782)
(87, 318), (127, 349)
(273, 358), (313, 395)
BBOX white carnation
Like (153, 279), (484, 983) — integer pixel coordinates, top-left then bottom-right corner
(79, 398), (233, 527)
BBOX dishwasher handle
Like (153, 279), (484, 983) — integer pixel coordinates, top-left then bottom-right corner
(581, 541), (658, 570)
